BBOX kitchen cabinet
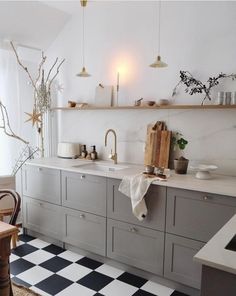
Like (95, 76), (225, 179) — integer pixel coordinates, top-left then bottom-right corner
(165, 187), (236, 289)
(166, 188), (236, 242)
(62, 207), (106, 256)
(23, 165), (61, 205)
(164, 233), (204, 289)
(107, 179), (166, 231)
(62, 171), (106, 216)
(23, 196), (63, 240)
(107, 219), (164, 275)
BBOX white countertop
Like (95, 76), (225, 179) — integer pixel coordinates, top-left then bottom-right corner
(194, 214), (236, 275)
(26, 157), (236, 198)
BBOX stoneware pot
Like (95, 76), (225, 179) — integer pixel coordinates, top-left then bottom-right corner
(174, 157), (189, 174)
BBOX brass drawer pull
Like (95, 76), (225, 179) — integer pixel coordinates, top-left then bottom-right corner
(80, 214), (85, 219)
(203, 196), (210, 200)
(129, 227), (137, 233)
(80, 175), (86, 180)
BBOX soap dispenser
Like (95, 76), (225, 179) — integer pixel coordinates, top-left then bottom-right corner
(91, 145), (98, 160)
(81, 145), (88, 158)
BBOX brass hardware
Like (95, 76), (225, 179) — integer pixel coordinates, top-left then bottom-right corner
(104, 129), (117, 164)
(80, 214), (85, 219)
(203, 196), (209, 200)
(129, 227), (137, 233)
(80, 175), (86, 179)
(80, 0), (87, 7)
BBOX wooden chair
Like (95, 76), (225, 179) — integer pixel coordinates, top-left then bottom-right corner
(0, 190), (21, 248)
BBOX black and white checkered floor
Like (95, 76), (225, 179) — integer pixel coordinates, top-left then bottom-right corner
(10, 234), (189, 296)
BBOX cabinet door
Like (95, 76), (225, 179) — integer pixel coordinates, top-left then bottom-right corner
(62, 171), (106, 216)
(107, 179), (166, 231)
(107, 219), (164, 275)
(23, 165), (61, 205)
(164, 233), (204, 289)
(166, 188), (236, 242)
(23, 196), (62, 240)
(62, 208), (106, 256)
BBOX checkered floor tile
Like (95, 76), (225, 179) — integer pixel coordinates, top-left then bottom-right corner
(10, 234), (189, 296)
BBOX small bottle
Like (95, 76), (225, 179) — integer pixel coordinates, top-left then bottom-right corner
(81, 145), (87, 158)
(91, 145), (98, 160)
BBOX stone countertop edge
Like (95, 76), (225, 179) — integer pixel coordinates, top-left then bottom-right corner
(194, 214), (236, 275)
(25, 157), (236, 198)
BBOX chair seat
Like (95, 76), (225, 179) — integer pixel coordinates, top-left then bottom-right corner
(0, 208), (14, 219)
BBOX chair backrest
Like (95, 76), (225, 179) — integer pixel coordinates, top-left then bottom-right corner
(0, 190), (21, 225)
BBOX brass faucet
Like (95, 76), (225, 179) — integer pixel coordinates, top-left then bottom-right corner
(104, 129), (117, 164)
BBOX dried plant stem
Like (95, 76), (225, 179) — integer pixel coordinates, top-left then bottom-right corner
(48, 58), (65, 89)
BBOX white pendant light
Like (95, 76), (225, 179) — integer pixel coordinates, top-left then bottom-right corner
(150, 1), (168, 68)
(76, 0), (91, 77)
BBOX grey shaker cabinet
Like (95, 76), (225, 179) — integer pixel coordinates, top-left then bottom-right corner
(164, 233), (204, 289)
(166, 188), (236, 242)
(23, 165), (61, 205)
(23, 196), (63, 240)
(107, 219), (164, 275)
(62, 208), (106, 256)
(61, 171), (106, 216)
(107, 179), (166, 231)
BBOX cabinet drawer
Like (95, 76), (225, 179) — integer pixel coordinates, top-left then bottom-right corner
(107, 219), (164, 275)
(107, 179), (166, 231)
(164, 233), (204, 289)
(23, 196), (63, 240)
(23, 165), (61, 205)
(62, 171), (106, 216)
(166, 188), (236, 242)
(62, 208), (106, 256)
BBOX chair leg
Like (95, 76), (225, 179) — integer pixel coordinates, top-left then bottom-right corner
(11, 234), (17, 249)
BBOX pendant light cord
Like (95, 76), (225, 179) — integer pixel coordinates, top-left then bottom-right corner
(158, 0), (161, 55)
(82, 6), (85, 67)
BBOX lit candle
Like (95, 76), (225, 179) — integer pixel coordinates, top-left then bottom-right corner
(117, 72), (120, 92)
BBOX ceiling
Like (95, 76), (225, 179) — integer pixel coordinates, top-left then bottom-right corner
(0, 1), (71, 50)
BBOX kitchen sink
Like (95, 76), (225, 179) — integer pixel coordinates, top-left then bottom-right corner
(72, 163), (129, 172)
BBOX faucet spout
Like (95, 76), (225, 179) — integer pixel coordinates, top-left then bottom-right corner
(104, 129), (117, 164)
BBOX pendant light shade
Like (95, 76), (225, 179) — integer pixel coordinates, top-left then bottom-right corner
(76, 66), (91, 77)
(150, 55), (168, 68)
(76, 0), (91, 77)
(150, 1), (168, 68)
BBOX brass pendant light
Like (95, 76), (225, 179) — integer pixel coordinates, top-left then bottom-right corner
(76, 0), (91, 77)
(150, 1), (168, 68)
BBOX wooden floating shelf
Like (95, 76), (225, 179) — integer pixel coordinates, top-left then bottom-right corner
(52, 105), (236, 111)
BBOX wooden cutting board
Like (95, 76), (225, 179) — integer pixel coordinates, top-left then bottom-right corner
(158, 130), (172, 168)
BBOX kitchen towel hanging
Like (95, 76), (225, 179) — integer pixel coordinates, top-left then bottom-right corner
(118, 173), (159, 221)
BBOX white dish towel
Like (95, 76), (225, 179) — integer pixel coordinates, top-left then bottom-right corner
(118, 173), (159, 221)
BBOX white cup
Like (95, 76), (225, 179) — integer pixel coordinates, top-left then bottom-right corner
(232, 92), (236, 105)
(217, 91), (224, 105)
(225, 92), (232, 105)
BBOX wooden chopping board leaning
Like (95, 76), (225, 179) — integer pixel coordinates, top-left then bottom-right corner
(144, 121), (171, 168)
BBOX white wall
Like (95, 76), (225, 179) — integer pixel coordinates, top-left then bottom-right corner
(47, 1), (236, 176)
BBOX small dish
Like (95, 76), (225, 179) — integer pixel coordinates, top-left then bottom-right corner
(142, 100), (156, 107)
(190, 164), (218, 180)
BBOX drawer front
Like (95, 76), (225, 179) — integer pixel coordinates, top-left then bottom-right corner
(23, 165), (61, 205)
(62, 171), (106, 216)
(107, 219), (164, 275)
(23, 196), (63, 240)
(107, 179), (166, 231)
(166, 188), (236, 242)
(164, 233), (204, 289)
(62, 208), (106, 256)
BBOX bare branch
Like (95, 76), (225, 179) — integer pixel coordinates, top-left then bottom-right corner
(10, 41), (37, 91)
(35, 52), (47, 85)
(0, 101), (29, 145)
(46, 57), (58, 83)
(48, 59), (65, 90)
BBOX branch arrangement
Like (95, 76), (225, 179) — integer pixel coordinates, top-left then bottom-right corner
(172, 71), (236, 105)
(10, 41), (65, 113)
